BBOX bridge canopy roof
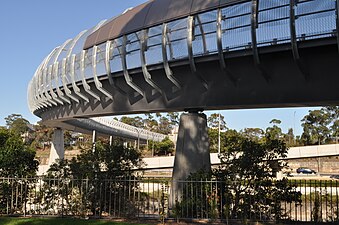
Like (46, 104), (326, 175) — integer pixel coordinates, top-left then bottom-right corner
(84, 0), (244, 49)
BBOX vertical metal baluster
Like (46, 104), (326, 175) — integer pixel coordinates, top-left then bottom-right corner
(336, 180), (338, 221)
(11, 179), (14, 214)
(310, 180), (313, 222)
(319, 180), (323, 220)
(330, 179), (333, 220)
(152, 177), (155, 214)
(113, 178), (116, 217)
(326, 180), (328, 221)
(301, 180), (307, 221)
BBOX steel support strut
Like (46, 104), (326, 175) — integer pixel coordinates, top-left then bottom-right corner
(61, 58), (79, 103)
(49, 65), (64, 105)
(162, 23), (181, 89)
(52, 40), (72, 104)
(139, 30), (163, 95)
(251, 0), (269, 82)
(70, 54), (89, 102)
(80, 50), (101, 100)
(121, 35), (145, 96)
(105, 41), (127, 95)
(290, 0), (309, 79)
(105, 41), (115, 87)
(187, 16), (208, 89)
(92, 45), (113, 100)
(40, 48), (60, 107)
(53, 62), (71, 104)
(196, 15), (207, 54)
(66, 30), (89, 102)
(217, 8), (237, 85)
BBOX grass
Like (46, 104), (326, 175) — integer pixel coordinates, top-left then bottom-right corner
(0, 217), (152, 225)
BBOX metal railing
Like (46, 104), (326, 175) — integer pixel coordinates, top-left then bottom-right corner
(0, 177), (338, 223)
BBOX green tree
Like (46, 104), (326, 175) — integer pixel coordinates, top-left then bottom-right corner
(46, 141), (144, 216)
(144, 113), (159, 132)
(283, 128), (295, 147)
(120, 116), (144, 128)
(0, 128), (38, 177)
(166, 112), (180, 126)
(216, 132), (300, 221)
(301, 110), (330, 145)
(4, 114), (30, 135)
(266, 119), (283, 140)
(156, 116), (172, 135)
(208, 113), (227, 130)
(148, 137), (175, 156)
(30, 123), (53, 149)
(179, 131), (301, 221)
(241, 128), (264, 142)
(323, 106), (339, 142)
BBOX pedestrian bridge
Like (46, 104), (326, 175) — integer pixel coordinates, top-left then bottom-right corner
(67, 117), (166, 141)
(28, 0), (339, 127)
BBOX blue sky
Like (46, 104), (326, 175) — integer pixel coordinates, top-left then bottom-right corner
(0, 0), (319, 135)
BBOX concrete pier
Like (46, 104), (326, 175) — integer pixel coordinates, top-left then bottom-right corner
(171, 112), (211, 204)
(48, 128), (64, 166)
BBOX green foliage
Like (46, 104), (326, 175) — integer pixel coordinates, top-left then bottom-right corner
(178, 131), (301, 222)
(148, 137), (174, 156)
(0, 128), (38, 177)
(301, 109), (330, 145)
(4, 114), (30, 135)
(241, 128), (264, 142)
(29, 123), (53, 149)
(120, 116), (144, 128)
(44, 142), (144, 217)
(207, 113), (227, 130)
(48, 142), (143, 179)
(266, 119), (283, 140)
(300, 106), (339, 145)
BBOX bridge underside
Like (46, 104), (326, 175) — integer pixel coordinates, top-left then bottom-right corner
(36, 39), (339, 122)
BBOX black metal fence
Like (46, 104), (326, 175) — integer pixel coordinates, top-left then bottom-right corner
(0, 177), (338, 223)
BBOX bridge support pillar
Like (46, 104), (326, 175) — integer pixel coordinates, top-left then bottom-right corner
(48, 128), (64, 166)
(171, 112), (211, 205)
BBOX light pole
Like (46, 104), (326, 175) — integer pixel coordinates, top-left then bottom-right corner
(293, 111), (296, 145)
(218, 112), (221, 154)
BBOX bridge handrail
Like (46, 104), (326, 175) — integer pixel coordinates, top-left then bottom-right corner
(92, 117), (167, 141)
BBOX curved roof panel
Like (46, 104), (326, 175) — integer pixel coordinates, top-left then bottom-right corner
(83, 0), (247, 49)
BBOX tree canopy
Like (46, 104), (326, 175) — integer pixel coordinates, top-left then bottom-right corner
(300, 106), (339, 145)
(0, 128), (38, 177)
(47, 141), (143, 179)
(4, 114), (30, 135)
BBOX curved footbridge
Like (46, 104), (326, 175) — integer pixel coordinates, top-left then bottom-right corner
(46, 116), (166, 168)
(28, 0), (339, 182)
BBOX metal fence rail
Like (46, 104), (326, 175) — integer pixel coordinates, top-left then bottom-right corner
(0, 177), (338, 223)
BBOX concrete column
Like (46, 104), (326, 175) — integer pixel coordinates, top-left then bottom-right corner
(48, 128), (64, 166)
(171, 112), (211, 204)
